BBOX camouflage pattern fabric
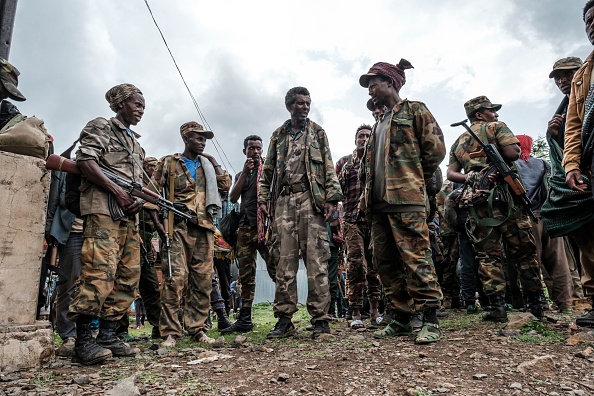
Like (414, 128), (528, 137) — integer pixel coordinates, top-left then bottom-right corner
(450, 120), (542, 296)
(235, 224), (273, 308)
(76, 117), (145, 217)
(360, 100), (445, 213)
(159, 221), (214, 338)
(371, 212), (442, 314)
(258, 119), (344, 213)
(436, 180), (455, 236)
(463, 96), (501, 117)
(467, 201), (542, 295)
(68, 214), (141, 321)
(343, 221), (381, 310)
(448, 121), (519, 173)
(272, 191), (331, 323)
(145, 153), (231, 232)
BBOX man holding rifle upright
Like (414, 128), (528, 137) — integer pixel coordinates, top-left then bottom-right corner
(67, 83), (147, 365)
(447, 96), (546, 323)
(145, 121), (231, 348)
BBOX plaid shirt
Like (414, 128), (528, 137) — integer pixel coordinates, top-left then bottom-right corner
(336, 151), (363, 223)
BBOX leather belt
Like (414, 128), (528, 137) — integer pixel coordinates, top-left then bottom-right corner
(280, 180), (310, 196)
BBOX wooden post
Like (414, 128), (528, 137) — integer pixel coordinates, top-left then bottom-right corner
(0, 0), (18, 59)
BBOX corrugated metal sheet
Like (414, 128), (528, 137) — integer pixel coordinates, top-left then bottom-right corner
(252, 254), (308, 304)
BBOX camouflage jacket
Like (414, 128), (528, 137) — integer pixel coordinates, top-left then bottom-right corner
(360, 100), (445, 212)
(258, 119), (344, 213)
(448, 120), (519, 173)
(145, 153), (231, 232)
(76, 117), (145, 217)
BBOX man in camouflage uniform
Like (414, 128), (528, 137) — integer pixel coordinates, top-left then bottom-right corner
(336, 124), (381, 328)
(223, 135), (273, 334)
(359, 60), (445, 344)
(146, 122), (231, 347)
(67, 83), (146, 365)
(447, 96), (546, 322)
(258, 86), (344, 339)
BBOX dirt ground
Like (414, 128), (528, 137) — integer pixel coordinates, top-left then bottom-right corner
(2, 303), (594, 396)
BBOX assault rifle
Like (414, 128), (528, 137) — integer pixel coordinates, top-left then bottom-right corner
(263, 173), (276, 244)
(45, 154), (191, 221)
(450, 120), (538, 223)
(161, 207), (173, 284)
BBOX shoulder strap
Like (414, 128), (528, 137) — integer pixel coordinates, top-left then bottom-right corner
(168, 157), (176, 235)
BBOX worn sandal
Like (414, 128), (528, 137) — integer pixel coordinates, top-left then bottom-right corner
(373, 320), (412, 339)
(350, 319), (365, 330)
(415, 323), (443, 344)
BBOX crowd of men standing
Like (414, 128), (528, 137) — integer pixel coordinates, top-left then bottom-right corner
(5, 0), (594, 367)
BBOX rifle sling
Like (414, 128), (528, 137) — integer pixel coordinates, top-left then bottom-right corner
(168, 157), (176, 236)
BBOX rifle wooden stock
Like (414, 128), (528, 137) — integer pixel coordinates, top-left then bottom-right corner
(46, 154), (81, 174)
(469, 150), (486, 159)
(503, 174), (527, 196)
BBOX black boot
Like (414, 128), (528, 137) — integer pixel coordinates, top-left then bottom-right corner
(266, 316), (296, 339)
(482, 294), (508, 323)
(74, 315), (112, 365)
(96, 319), (140, 357)
(216, 308), (232, 331)
(221, 307), (253, 334)
(526, 291), (547, 319)
(329, 296), (337, 318)
(576, 297), (594, 327)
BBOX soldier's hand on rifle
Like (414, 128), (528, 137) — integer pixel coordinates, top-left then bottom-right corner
(324, 202), (337, 222)
(124, 197), (145, 215)
(566, 169), (588, 192)
(547, 114), (565, 139)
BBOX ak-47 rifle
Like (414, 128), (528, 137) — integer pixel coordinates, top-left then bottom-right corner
(161, 207), (173, 284)
(451, 119), (538, 223)
(263, 173), (276, 244)
(46, 154), (191, 221)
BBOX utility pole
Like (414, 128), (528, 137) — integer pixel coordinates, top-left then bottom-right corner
(0, 0), (17, 59)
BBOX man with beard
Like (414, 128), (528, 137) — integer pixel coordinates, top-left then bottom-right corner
(359, 60), (446, 344)
(336, 124), (381, 329)
(258, 86), (344, 339)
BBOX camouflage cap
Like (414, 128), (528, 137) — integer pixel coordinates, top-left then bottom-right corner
(549, 56), (583, 78)
(0, 58), (25, 102)
(464, 96), (502, 117)
(143, 156), (158, 166)
(180, 121), (214, 139)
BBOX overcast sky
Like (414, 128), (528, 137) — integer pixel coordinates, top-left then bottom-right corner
(7, 0), (593, 175)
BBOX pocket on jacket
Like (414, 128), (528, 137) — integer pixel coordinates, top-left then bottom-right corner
(309, 143), (323, 163)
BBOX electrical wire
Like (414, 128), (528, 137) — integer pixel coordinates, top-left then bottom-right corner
(143, 0), (236, 174)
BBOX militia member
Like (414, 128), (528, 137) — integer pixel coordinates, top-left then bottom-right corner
(67, 83), (146, 364)
(561, 0), (594, 325)
(146, 122), (231, 347)
(336, 124), (381, 329)
(367, 98), (387, 122)
(359, 60), (445, 344)
(258, 86), (344, 339)
(0, 58), (25, 129)
(223, 135), (273, 334)
(447, 96), (546, 322)
(515, 135), (573, 313)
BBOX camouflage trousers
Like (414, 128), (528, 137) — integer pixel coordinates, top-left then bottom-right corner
(468, 201), (543, 296)
(371, 211), (442, 315)
(236, 224), (273, 308)
(343, 221), (381, 309)
(159, 221), (213, 338)
(272, 191), (330, 323)
(68, 214), (140, 322)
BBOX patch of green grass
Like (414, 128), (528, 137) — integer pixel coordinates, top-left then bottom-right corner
(414, 391), (434, 396)
(136, 369), (161, 383)
(180, 379), (217, 395)
(512, 320), (564, 344)
(439, 311), (482, 330)
(32, 371), (63, 387)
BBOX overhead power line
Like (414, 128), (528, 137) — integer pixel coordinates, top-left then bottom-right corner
(143, 0), (235, 174)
